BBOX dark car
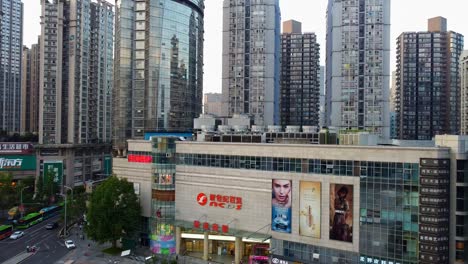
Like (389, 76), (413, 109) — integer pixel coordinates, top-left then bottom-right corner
(45, 222), (59, 230)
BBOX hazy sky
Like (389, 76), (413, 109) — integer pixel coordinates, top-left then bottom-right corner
(23, 0), (468, 94)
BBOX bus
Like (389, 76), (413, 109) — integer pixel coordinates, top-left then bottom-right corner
(40, 205), (62, 220)
(0, 225), (14, 240)
(7, 206), (18, 221)
(16, 212), (43, 229)
(249, 244), (269, 264)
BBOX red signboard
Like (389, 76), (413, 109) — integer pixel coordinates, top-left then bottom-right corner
(128, 154), (152, 163)
(196, 193), (243, 210)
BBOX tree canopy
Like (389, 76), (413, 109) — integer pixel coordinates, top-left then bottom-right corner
(63, 186), (87, 223)
(85, 176), (141, 248)
(35, 170), (60, 205)
(0, 172), (16, 218)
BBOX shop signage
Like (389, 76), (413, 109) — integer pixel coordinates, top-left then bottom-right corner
(0, 143), (33, 154)
(193, 221), (229, 233)
(104, 155), (112, 175)
(360, 256), (401, 264)
(128, 154), (152, 163)
(196, 193), (242, 210)
(0, 155), (36, 171)
(271, 256), (292, 264)
(43, 161), (63, 184)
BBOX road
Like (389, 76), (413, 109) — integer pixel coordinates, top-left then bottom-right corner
(0, 215), (70, 264)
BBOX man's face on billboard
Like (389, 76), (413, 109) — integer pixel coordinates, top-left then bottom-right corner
(273, 179), (291, 203)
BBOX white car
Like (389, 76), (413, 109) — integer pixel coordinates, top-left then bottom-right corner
(10, 231), (24, 240)
(65, 240), (76, 249)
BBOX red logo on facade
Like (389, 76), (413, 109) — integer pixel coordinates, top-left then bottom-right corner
(197, 193), (208, 206)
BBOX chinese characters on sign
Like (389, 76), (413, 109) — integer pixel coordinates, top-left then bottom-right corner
(0, 158), (23, 169)
(0, 143), (33, 154)
(196, 193), (242, 210)
(360, 256), (401, 264)
(128, 154), (152, 163)
(193, 220), (229, 233)
(0, 155), (36, 171)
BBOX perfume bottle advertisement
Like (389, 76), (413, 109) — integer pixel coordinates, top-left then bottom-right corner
(299, 181), (321, 238)
(272, 179), (292, 233)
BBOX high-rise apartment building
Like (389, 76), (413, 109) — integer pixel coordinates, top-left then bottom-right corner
(280, 20), (320, 127)
(319, 66), (325, 128)
(39, 0), (114, 145)
(0, 0), (23, 133)
(36, 0), (114, 188)
(325, 0), (390, 138)
(113, 0), (204, 150)
(204, 93), (223, 117)
(222, 0), (281, 126)
(395, 17), (464, 140)
(461, 51), (468, 135)
(21, 40), (40, 134)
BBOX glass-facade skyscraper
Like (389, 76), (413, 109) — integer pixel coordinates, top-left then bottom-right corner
(221, 0), (281, 126)
(325, 0), (390, 138)
(0, 0), (23, 133)
(113, 0), (204, 150)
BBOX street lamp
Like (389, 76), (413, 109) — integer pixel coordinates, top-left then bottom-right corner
(57, 192), (68, 237)
(20, 186), (32, 218)
(61, 185), (73, 237)
(64, 185), (73, 201)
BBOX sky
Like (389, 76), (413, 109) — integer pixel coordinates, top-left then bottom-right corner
(23, 0), (468, 94)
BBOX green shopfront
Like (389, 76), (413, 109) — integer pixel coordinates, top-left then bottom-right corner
(0, 155), (37, 179)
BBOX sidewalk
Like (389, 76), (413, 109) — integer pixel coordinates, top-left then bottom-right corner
(55, 226), (142, 264)
(2, 251), (35, 264)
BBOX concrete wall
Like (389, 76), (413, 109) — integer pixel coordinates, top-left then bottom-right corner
(176, 165), (361, 252)
(113, 157), (152, 218)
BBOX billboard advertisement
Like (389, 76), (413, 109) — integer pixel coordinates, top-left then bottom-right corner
(330, 184), (353, 242)
(271, 179), (292, 233)
(43, 161), (64, 185)
(299, 181), (321, 238)
(157, 173), (174, 185)
(150, 223), (175, 255)
(0, 155), (36, 171)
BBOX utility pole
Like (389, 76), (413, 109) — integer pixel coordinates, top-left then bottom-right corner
(62, 186), (73, 237)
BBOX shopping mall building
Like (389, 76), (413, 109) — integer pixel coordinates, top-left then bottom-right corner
(114, 133), (468, 264)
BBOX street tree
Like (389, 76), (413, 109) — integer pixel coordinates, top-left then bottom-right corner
(35, 171), (60, 205)
(86, 176), (141, 248)
(63, 186), (87, 223)
(0, 172), (16, 218)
